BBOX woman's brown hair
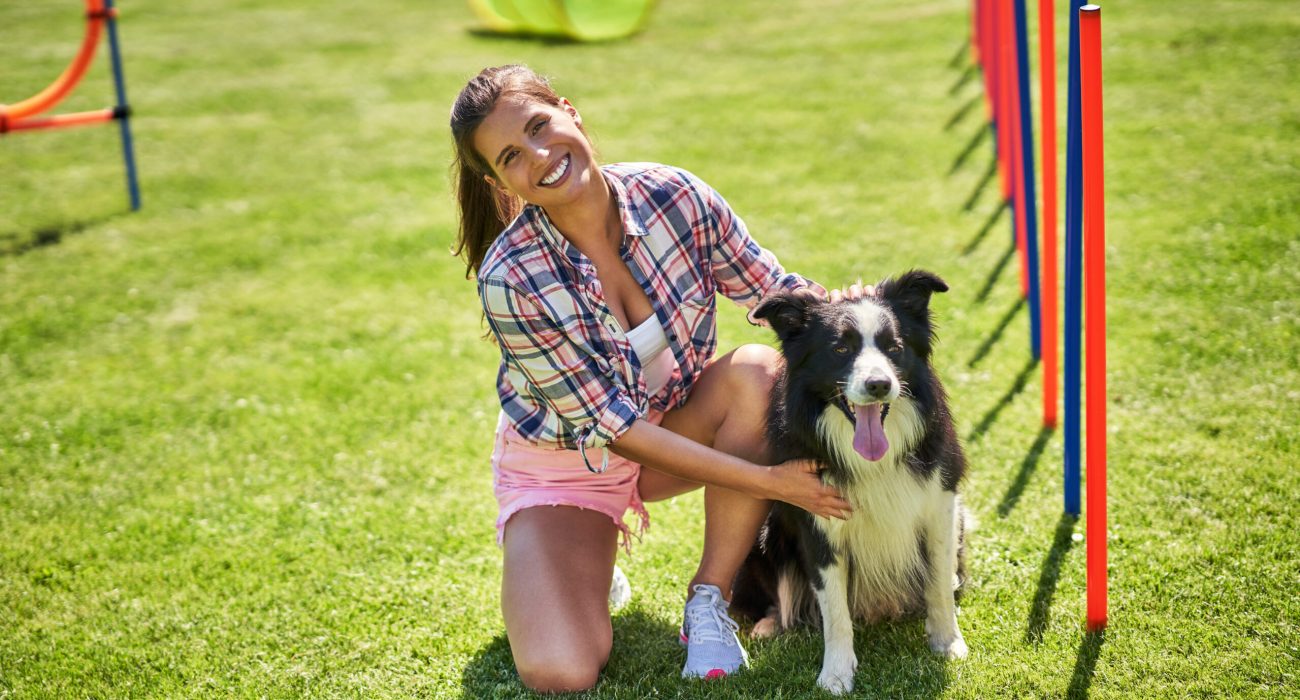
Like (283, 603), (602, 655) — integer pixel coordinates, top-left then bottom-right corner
(450, 65), (568, 278)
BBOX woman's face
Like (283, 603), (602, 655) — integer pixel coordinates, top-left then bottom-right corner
(473, 96), (600, 210)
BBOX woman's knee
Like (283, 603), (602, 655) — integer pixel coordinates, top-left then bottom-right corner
(726, 343), (783, 395)
(516, 653), (605, 693)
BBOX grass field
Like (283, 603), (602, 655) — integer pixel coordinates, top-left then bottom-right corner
(3, 0), (1298, 697)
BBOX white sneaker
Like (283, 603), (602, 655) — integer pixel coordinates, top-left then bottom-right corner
(680, 583), (749, 679)
(609, 564), (632, 612)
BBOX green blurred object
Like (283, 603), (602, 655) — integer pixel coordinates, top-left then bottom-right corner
(467, 0), (654, 40)
(467, 0), (525, 33)
(510, 0), (565, 36)
(553, 0), (654, 41)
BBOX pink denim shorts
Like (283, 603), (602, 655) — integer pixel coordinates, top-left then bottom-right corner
(491, 410), (662, 552)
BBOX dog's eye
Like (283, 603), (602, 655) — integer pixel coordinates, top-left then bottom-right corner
(834, 345), (850, 355)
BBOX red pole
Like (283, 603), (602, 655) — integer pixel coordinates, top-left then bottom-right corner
(1080, 3), (1107, 631)
(997, 0), (1014, 203)
(1008, 0), (1029, 299)
(1039, 0), (1059, 427)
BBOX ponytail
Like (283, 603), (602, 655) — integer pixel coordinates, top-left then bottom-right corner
(449, 65), (564, 278)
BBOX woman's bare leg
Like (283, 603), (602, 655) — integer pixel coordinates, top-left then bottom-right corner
(501, 506), (620, 693)
(642, 343), (783, 600)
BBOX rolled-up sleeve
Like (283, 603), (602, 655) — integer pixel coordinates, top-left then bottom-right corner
(480, 275), (640, 449)
(693, 176), (826, 321)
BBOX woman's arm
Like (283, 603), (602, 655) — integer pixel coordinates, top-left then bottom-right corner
(610, 419), (853, 520)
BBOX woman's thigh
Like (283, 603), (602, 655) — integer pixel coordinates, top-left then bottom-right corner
(501, 505), (620, 692)
(637, 344), (782, 502)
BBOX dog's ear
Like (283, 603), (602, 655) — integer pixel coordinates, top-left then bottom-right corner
(877, 270), (948, 353)
(751, 291), (813, 341)
(877, 270), (948, 321)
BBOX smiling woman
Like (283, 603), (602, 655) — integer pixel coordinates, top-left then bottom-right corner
(447, 64), (862, 693)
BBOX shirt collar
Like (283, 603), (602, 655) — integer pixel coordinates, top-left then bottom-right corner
(528, 166), (649, 274)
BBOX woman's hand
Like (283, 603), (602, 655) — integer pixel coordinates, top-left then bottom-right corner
(764, 458), (854, 520)
(791, 280), (875, 305)
(829, 279), (874, 304)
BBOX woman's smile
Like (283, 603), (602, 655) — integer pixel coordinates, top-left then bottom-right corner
(538, 154), (571, 187)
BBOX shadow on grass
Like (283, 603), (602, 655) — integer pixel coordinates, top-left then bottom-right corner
(1024, 513), (1078, 644)
(961, 158), (999, 211)
(458, 609), (680, 698)
(466, 28), (580, 46)
(1, 214), (121, 257)
(949, 125), (990, 176)
(948, 40), (970, 69)
(460, 609), (955, 697)
(967, 356), (1037, 443)
(948, 62), (977, 96)
(1067, 630), (1106, 699)
(961, 200), (1008, 256)
(997, 426), (1055, 517)
(968, 296), (1025, 369)
(945, 94), (982, 132)
(972, 242), (1018, 306)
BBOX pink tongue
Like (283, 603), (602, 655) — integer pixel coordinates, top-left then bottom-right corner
(852, 404), (890, 461)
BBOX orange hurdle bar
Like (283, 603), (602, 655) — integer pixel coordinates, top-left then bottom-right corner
(4, 1), (110, 121)
(4, 108), (118, 134)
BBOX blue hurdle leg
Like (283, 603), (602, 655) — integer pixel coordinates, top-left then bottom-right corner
(1013, 0), (1042, 360)
(104, 0), (140, 211)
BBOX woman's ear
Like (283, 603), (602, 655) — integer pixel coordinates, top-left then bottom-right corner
(560, 97), (581, 127)
(483, 174), (502, 191)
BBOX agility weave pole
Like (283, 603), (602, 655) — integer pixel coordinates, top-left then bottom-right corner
(970, 0), (1108, 629)
(1, 0), (141, 211)
(1079, 2), (1107, 632)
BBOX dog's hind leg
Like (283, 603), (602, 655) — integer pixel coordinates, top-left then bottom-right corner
(812, 560), (857, 694)
(923, 492), (969, 659)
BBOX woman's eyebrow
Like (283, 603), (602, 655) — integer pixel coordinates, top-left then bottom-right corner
(494, 114), (545, 168)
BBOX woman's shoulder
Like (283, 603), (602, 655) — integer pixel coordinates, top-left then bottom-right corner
(477, 208), (546, 288)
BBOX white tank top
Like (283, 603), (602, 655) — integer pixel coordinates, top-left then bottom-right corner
(625, 316), (674, 398)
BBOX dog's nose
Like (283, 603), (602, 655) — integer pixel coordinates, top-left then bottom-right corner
(864, 377), (892, 399)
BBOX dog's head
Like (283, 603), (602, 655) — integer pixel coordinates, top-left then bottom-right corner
(753, 270), (948, 461)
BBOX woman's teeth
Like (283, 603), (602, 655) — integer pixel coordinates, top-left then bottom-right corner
(540, 155), (569, 186)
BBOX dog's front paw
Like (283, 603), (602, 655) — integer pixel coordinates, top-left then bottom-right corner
(927, 631), (969, 659)
(816, 654), (857, 695)
(925, 616), (968, 659)
(751, 615), (779, 639)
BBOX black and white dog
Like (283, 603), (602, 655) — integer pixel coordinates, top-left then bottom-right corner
(733, 270), (969, 695)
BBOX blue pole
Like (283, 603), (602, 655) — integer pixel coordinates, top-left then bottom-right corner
(1063, 0), (1084, 515)
(1013, 0), (1042, 360)
(103, 0), (141, 211)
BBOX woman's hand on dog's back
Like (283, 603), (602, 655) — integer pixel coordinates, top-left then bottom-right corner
(765, 458), (853, 520)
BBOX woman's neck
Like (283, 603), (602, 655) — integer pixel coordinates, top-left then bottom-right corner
(543, 173), (622, 261)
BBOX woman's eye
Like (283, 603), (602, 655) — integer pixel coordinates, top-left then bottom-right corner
(504, 150), (518, 165)
(532, 119), (548, 135)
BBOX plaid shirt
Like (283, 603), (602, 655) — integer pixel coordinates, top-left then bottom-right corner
(479, 163), (823, 462)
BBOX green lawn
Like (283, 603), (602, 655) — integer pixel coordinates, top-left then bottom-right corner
(2, 0), (1297, 697)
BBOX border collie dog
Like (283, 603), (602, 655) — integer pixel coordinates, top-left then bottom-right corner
(733, 270), (969, 695)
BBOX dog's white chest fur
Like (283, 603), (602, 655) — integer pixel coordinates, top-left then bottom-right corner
(814, 397), (940, 620)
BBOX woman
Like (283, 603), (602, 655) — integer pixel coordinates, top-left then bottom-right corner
(450, 65), (863, 692)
